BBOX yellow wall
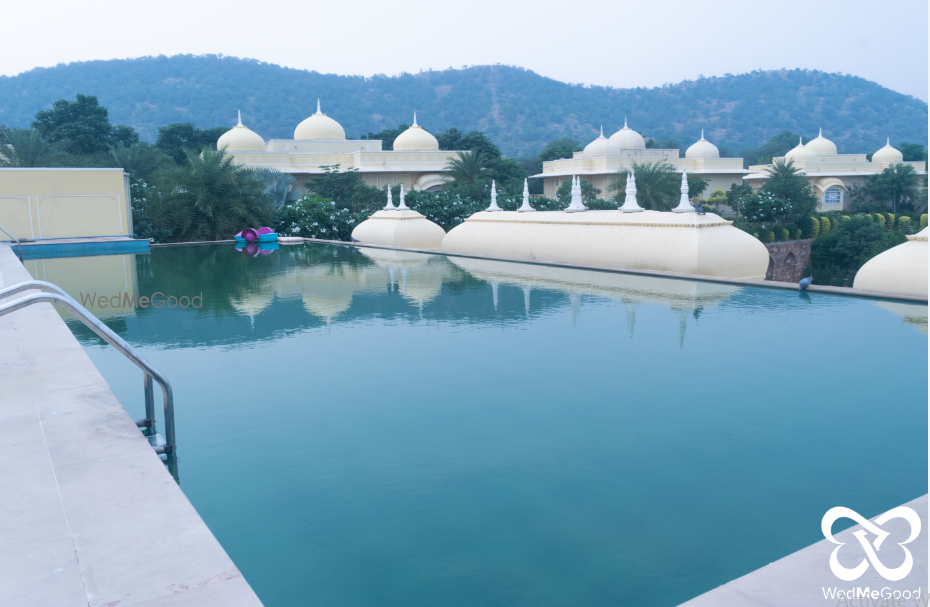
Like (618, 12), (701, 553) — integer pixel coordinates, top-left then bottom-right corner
(0, 169), (131, 240)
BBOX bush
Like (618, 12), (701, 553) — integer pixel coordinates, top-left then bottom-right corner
(898, 216), (912, 233)
(786, 223), (799, 240)
(885, 213), (895, 229)
(820, 217), (831, 234)
(805, 216), (820, 239)
(778, 227), (789, 241)
(274, 195), (370, 241)
(792, 227), (802, 240)
(921, 214), (928, 231)
(874, 213), (886, 227)
(760, 229), (775, 243)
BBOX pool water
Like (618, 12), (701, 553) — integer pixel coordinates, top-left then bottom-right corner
(28, 244), (928, 607)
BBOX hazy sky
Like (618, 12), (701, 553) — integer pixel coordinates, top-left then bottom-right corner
(3, 0), (927, 101)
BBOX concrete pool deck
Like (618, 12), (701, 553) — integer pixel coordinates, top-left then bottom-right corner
(679, 494), (927, 606)
(0, 244), (263, 607)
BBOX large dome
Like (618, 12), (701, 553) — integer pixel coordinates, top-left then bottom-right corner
(872, 138), (904, 163)
(785, 136), (817, 163)
(393, 114), (439, 151)
(216, 112), (266, 151)
(609, 118), (646, 149)
(294, 99), (346, 140)
(684, 130), (720, 158)
(583, 127), (622, 157)
(805, 128), (837, 155)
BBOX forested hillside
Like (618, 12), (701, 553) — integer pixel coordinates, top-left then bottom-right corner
(1, 55), (925, 157)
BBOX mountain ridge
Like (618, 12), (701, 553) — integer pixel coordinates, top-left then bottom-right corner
(0, 55), (926, 158)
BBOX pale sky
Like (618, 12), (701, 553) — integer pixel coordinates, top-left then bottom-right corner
(2, 0), (927, 101)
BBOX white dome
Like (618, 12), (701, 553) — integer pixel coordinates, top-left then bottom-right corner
(294, 99), (346, 140)
(609, 118), (646, 148)
(583, 127), (622, 157)
(854, 227), (928, 296)
(872, 138), (904, 163)
(684, 130), (720, 158)
(805, 128), (837, 155)
(785, 136), (817, 163)
(217, 112), (266, 151)
(392, 114), (439, 151)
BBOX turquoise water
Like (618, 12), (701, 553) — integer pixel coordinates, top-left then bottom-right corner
(30, 244), (928, 607)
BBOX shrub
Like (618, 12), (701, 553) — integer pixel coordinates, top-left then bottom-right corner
(874, 213), (886, 227)
(807, 216), (820, 239)
(274, 195), (370, 241)
(778, 227), (790, 241)
(760, 229), (775, 243)
(820, 217), (831, 234)
(921, 214), (928, 231)
(885, 213), (895, 229)
(898, 216), (912, 233)
(792, 227), (802, 240)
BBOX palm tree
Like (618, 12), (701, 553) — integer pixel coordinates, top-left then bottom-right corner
(764, 158), (804, 181)
(444, 151), (491, 185)
(622, 161), (680, 211)
(250, 167), (300, 209)
(762, 158), (817, 219)
(0, 127), (62, 167)
(148, 148), (275, 242)
(108, 141), (169, 183)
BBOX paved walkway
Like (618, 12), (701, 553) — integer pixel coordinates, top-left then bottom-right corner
(680, 495), (927, 606)
(0, 244), (263, 606)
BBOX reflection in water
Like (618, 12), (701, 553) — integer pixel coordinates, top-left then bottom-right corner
(875, 301), (929, 335)
(26, 254), (139, 319)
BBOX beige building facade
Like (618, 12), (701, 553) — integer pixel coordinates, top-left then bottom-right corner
(0, 168), (132, 240)
(532, 123), (748, 200)
(744, 132), (927, 212)
(219, 105), (462, 193)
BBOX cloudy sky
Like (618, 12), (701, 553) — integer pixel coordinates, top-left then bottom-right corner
(3, 0), (927, 101)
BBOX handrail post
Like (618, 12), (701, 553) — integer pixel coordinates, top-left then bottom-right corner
(144, 372), (156, 434)
(0, 225), (24, 261)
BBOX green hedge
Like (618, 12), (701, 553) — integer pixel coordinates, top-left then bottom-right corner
(921, 214), (928, 231)
(898, 216), (912, 232)
(885, 213), (895, 229)
(820, 217), (831, 234)
(808, 216), (820, 239)
(874, 213), (886, 227)
(761, 229), (775, 243)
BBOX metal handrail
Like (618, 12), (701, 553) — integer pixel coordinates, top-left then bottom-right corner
(0, 226), (24, 260)
(0, 280), (176, 456)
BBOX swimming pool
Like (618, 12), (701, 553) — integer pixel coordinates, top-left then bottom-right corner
(27, 243), (928, 607)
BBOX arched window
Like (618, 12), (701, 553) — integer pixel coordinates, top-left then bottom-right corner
(823, 187), (842, 206)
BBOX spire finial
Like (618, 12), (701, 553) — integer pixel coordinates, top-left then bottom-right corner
(518, 178), (535, 212)
(413, 112), (418, 127)
(624, 116), (628, 128)
(316, 98), (321, 114)
(397, 183), (409, 210)
(565, 174), (587, 212)
(620, 167), (643, 213)
(701, 128), (704, 140)
(819, 127), (823, 137)
(673, 170), (696, 213)
(486, 180), (502, 211)
(600, 125), (604, 137)
(383, 184), (395, 211)
(237, 110), (242, 127)
(799, 136), (803, 146)
(887, 137), (891, 146)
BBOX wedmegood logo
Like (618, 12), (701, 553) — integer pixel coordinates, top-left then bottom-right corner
(821, 506), (921, 582)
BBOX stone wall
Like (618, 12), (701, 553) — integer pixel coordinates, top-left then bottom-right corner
(765, 239), (812, 283)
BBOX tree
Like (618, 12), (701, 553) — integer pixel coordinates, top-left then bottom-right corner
(303, 165), (383, 214)
(812, 215), (902, 272)
(740, 130), (809, 166)
(156, 123), (229, 164)
(436, 127), (463, 150)
(148, 148), (275, 242)
(687, 175), (708, 200)
(539, 137), (581, 162)
(359, 125), (408, 150)
(850, 164), (921, 213)
(251, 167), (301, 209)
(444, 151), (492, 185)
(492, 158), (526, 194)
(898, 143), (927, 162)
(626, 161), (680, 211)
(458, 131), (502, 163)
(738, 192), (792, 225)
(0, 127), (62, 167)
(761, 158), (818, 221)
(556, 178), (602, 205)
(705, 189), (729, 211)
(645, 137), (680, 150)
(32, 94), (133, 155)
(727, 183), (753, 215)
(107, 142), (169, 183)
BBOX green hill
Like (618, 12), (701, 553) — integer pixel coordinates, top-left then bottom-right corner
(1, 55), (925, 158)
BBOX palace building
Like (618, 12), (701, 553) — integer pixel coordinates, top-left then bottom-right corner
(531, 120), (748, 200)
(217, 102), (461, 193)
(744, 130), (926, 212)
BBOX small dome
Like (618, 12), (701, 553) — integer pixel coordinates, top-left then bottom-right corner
(294, 99), (346, 140)
(393, 114), (439, 151)
(873, 138), (904, 163)
(685, 130), (720, 158)
(217, 112), (266, 151)
(805, 128), (837, 155)
(583, 126), (622, 157)
(609, 117), (646, 148)
(785, 136), (817, 163)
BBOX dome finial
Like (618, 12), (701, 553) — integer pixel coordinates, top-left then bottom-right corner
(799, 136), (803, 146)
(237, 110), (242, 127)
(673, 170), (696, 213)
(701, 128), (705, 140)
(413, 112), (418, 127)
(624, 116), (628, 128)
(600, 125), (604, 137)
(316, 98), (321, 114)
(819, 127), (823, 138)
(887, 137), (891, 146)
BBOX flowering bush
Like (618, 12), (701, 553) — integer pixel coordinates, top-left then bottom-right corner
(274, 195), (371, 241)
(737, 192), (792, 225)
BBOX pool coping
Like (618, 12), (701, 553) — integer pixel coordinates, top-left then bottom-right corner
(0, 243), (264, 607)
